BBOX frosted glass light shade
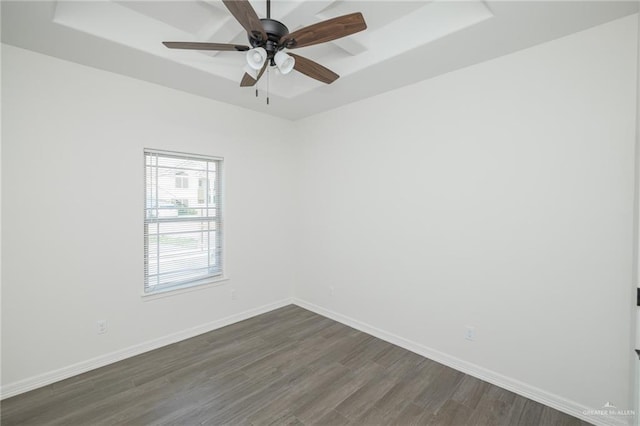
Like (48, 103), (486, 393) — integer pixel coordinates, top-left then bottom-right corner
(246, 47), (267, 70)
(274, 51), (295, 75)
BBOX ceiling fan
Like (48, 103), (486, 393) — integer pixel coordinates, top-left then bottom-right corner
(162, 0), (367, 87)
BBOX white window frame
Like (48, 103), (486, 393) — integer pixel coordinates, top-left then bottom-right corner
(143, 149), (225, 296)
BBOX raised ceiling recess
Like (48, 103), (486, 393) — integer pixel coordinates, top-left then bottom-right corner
(2, 1), (638, 119)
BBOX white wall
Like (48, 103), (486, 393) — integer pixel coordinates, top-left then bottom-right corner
(1, 45), (297, 391)
(294, 14), (637, 423)
(2, 13), (638, 426)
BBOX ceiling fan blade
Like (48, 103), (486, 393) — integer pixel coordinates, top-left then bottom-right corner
(280, 12), (366, 49)
(289, 53), (339, 84)
(222, 0), (267, 42)
(240, 61), (269, 87)
(240, 73), (256, 87)
(240, 73), (257, 87)
(163, 42), (250, 51)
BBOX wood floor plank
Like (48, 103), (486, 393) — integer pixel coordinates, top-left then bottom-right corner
(469, 384), (517, 426)
(350, 405), (391, 425)
(451, 374), (491, 410)
(426, 399), (474, 426)
(339, 335), (391, 369)
(372, 344), (410, 367)
(1, 305), (591, 426)
(293, 362), (383, 423)
(247, 397), (300, 425)
(392, 401), (434, 425)
(252, 409), (304, 426)
(413, 364), (465, 412)
(311, 409), (350, 425)
(371, 368), (439, 423)
(384, 349), (431, 380)
(334, 372), (397, 420)
(515, 398), (545, 426)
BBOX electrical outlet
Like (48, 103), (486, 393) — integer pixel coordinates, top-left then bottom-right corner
(97, 320), (107, 335)
(329, 286), (335, 296)
(230, 289), (237, 300)
(465, 326), (476, 341)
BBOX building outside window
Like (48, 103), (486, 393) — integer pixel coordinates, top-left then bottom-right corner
(175, 172), (189, 189)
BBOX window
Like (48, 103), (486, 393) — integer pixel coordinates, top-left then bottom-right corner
(144, 150), (223, 294)
(198, 178), (207, 204)
(175, 172), (189, 189)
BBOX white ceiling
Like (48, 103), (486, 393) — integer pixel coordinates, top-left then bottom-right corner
(2, 1), (638, 120)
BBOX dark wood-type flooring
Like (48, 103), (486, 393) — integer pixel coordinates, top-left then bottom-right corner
(1, 305), (592, 425)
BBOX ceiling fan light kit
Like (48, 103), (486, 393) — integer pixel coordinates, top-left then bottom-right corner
(162, 0), (367, 92)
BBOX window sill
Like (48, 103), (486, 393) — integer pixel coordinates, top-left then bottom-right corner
(141, 276), (230, 301)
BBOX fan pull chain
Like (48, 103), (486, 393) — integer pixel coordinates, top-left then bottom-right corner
(266, 67), (270, 105)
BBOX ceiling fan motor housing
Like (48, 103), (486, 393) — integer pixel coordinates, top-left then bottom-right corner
(250, 18), (289, 60)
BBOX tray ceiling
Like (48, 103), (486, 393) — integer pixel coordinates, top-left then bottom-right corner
(2, 1), (638, 120)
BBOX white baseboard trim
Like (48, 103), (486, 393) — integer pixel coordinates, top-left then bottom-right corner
(292, 298), (631, 426)
(1, 298), (293, 400)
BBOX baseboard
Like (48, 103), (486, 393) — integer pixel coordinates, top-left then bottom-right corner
(0, 298), (293, 400)
(292, 298), (631, 426)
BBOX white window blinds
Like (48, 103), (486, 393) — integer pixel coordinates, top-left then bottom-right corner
(144, 150), (223, 294)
